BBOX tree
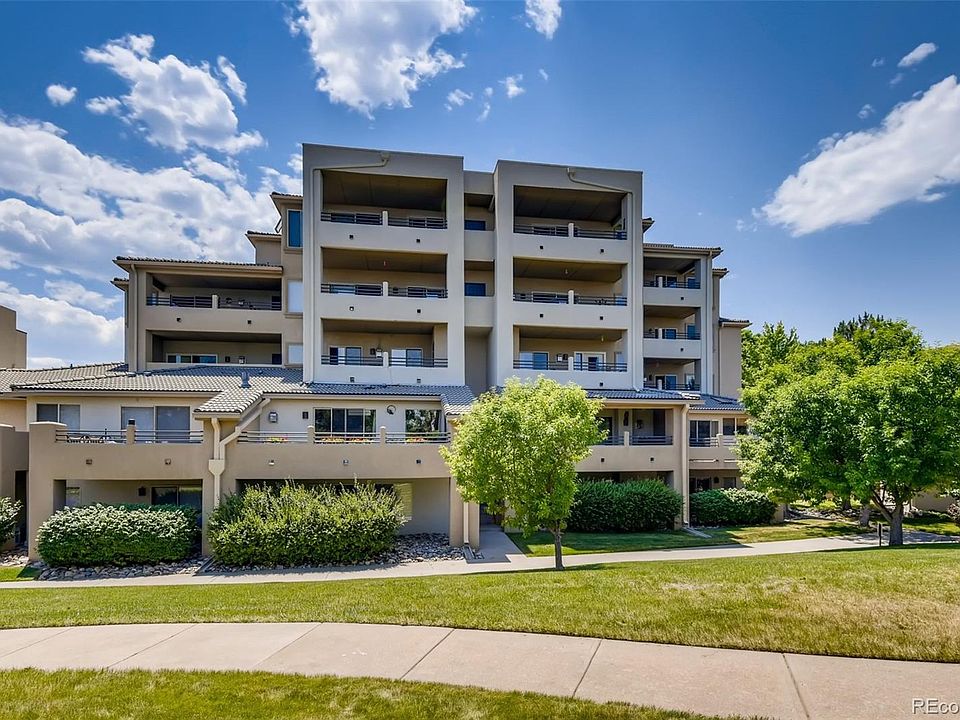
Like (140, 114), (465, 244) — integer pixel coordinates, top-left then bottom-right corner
(741, 322), (800, 388)
(440, 377), (604, 569)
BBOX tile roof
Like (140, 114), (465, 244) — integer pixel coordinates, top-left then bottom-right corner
(114, 257), (280, 268)
(8, 365), (475, 417)
(0, 362), (128, 394)
(689, 393), (746, 412)
(584, 388), (700, 402)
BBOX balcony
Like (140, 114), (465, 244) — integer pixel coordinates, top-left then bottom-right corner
(643, 328), (702, 361)
(319, 282), (448, 323)
(578, 433), (680, 473)
(688, 435), (740, 466)
(644, 380), (701, 391)
(512, 291), (625, 306)
(56, 429), (204, 444)
(239, 429), (450, 444)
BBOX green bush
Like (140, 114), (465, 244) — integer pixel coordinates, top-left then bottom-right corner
(0, 497), (21, 544)
(208, 482), (406, 567)
(568, 480), (682, 532)
(690, 488), (777, 526)
(36, 504), (199, 567)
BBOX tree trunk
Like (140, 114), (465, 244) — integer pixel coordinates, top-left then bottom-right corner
(859, 500), (872, 527)
(551, 526), (564, 570)
(841, 495), (852, 512)
(888, 502), (904, 546)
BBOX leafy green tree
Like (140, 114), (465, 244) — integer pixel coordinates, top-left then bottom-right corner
(741, 322), (800, 388)
(440, 377), (604, 569)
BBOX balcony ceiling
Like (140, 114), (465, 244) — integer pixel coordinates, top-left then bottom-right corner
(517, 325), (625, 341)
(150, 273), (281, 292)
(322, 247), (446, 273)
(513, 185), (624, 223)
(322, 319), (438, 335)
(644, 305), (699, 318)
(643, 255), (699, 273)
(323, 170), (446, 211)
(154, 331), (281, 343)
(513, 257), (624, 282)
(464, 192), (493, 209)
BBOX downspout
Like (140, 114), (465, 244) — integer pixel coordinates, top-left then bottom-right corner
(208, 398), (272, 507)
(304, 152), (391, 382)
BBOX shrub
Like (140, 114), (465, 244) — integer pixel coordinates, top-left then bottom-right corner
(690, 488), (777, 527)
(36, 504), (199, 567)
(0, 497), (21, 544)
(208, 482), (406, 567)
(946, 502), (960, 526)
(568, 480), (682, 532)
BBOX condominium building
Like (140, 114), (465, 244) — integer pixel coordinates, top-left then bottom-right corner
(0, 145), (749, 559)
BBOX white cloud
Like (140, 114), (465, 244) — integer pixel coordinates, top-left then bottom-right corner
(445, 88), (472, 110)
(288, 0), (476, 118)
(44, 279), (119, 312)
(871, 57), (885, 68)
(82, 33), (262, 154)
(27, 356), (68, 368)
(477, 86), (493, 121)
(46, 84), (77, 106)
(185, 153), (243, 184)
(761, 76), (960, 236)
(85, 96), (122, 115)
(890, 72), (904, 86)
(501, 74), (525, 99)
(857, 103), (875, 120)
(216, 56), (247, 104)
(525, 0), (561, 39)
(0, 281), (123, 358)
(538, 68), (549, 81)
(898, 42), (937, 68)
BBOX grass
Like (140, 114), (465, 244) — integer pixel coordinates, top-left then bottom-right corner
(0, 546), (958, 661)
(904, 515), (960, 536)
(509, 518), (870, 556)
(0, 669), (728, 720)
(0, 567), (40, 582)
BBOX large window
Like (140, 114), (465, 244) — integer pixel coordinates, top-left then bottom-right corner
(287, 280), (304, 313)
(287, 210), (302, 248)
(406, 409), (440, 434)
(151, 485), (202, 512)
(689, 420), (718, 443)
(315, 408), (376, 435)
(464, 282), (487, 297)
(36, 403), (80, 430)
(166, 354), (217, 364)
(464, 219), (486, 231)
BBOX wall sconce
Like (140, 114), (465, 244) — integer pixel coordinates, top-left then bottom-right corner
(267, 411), (279, 424)
(268, 459), (275, 467)
(138, 486), (146, 497)
(302, 411), (309, 420)
(85, 458), (93, 465)
(342, 459), (349, 465)
(386, 405), (397, 415)
(164, 458), (172, 465)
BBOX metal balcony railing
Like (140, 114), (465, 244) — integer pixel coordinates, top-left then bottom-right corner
(643, 279), (701, 289)
(147, 295), (213, 308)
(643, 330), (701, 340)
(320, 283), (384, 296)
(217, 298), (281, 311)
(513, 358), (569, 370)
(388, 357), (448, 368)
(596, 433), (623, 446)
(513, 291), (568, 304)
(389, 286), (447, 299)
(573, 227), (626, 240)
(320, 211), (382, 225)
(387, 216), (447, 229)
(689, 436), (739, 448)
(314, 433), (379, 444)
(320, 355), (385, 366)
(513, 223), (569, 236)
(631, 435), (673, 446)
(644, 380), (701, 391)
(573, 294), (627, 306)
(385, 431), (451, 443)
(573, 360), (628, 372)
(55, 429), (204, 444)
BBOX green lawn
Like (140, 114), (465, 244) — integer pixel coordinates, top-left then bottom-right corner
(904, 515), (960, 536)
(0, 546), (958, 661)
(0, 567), (40, 583)
(0, 669), (727, 720)
(509, 518), (870, 556)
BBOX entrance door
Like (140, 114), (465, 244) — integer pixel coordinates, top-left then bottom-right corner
(652, 409), (666, 437)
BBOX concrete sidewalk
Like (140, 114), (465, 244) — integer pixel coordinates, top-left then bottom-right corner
(0, 621), (956, 719)
(1, 528), (954, 590)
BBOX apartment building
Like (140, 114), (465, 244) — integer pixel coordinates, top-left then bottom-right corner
(0, 145), (749, 560)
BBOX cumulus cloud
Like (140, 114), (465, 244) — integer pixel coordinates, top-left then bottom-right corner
(889, 73), (904, 86)
(871, 57), (885, 68)
(857, 103), (875, 120)
(216, 56), (247, 104)
(477, 86), (493, 121)
(82, 33), (262, 153)
(761, 76), (960, 236)
(43, 279), (119, 312)
(46, 84), (77, 106)
(525, 0), (561, 39)
(445, 88), (472, 110)
(185, 152), (244, 184)
(898, 42), (937, 68)
(288, 0), (476, 118)
(501, 74), (524, 99)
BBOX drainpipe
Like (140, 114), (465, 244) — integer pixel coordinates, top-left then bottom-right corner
(208, 398), (271, 507)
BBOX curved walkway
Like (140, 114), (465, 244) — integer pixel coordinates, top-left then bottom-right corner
(2, 528), (953, 590)
(0, 621), (957, 719)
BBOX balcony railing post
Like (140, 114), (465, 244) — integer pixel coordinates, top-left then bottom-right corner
(567, 289), (575, 304)
(381, 210), (389, 226)
(307, 426), (316, 443)
(382, 281), (389, 296)
(623, 432), (630, 447)
(125, 423), (136, 445)
(379, 426), (387, 445)
(567, 357), (574, 371)
(211, 293), (219, 309)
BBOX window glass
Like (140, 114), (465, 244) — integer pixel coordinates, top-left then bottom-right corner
(65, 487), (81, 509)
(315, 408), (332, 433)
(178, 486), (202, 512)
(287, 280), (304, 313)
(393, 483), (414, 520)
(364, 409), (376, 433)
(722, 418), (736, 436)
(288, 344), (304, 365)
(151, 487), (178, 506)
(346, 409), (364, 433)
(405, 409), (440, 433)
(37, 404), (59, 423)
(156, 406), (190, 442)
(464, 219), (486, 231)
(662, 328), (678, 340)
(287, 210), (302, 248)
(121, 407), (154, 432)
(464, 282), (486, 297)
(59, 405), (81, 431)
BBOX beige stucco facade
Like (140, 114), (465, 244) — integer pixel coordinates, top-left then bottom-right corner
(5, 144), (750, 560)
(0, 306), (26, 369)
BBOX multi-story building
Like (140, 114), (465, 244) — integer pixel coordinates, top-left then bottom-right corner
(0, 145), (749, 560)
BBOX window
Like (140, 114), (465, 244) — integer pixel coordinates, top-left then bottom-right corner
(121, 407), (154, 432)
(151, 487), (178, 506)
(287, 280), (304, 313)
(288, 344), (304, 365)
(271, 353), (282, 365)
(156, 406), (191, 442)
(151, 485), (202, 511)
(315, 408), (376, 434)
(393, 348), (423, 366)
(689, 420), (718, 442)
(464, 282), (486, 297)
(661, 328), (678, 340)
(464, 219), (486, 231)
(685, 324), (698, 339)
(287, 210), (302, 248)
(37, 403), (80, 430)
(406, 409), (440, 433)
(166, 354), (217, 364)
(65, 487), (81, 508)
(722, 417), (736, 436)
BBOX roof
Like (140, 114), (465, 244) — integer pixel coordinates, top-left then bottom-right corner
(689, 393), (746, 412)
(8, 364), (475, 417)
(0, 362), (128, 394)
(114, 257), (281, 270)
(719, 316), (751, 328)
(644, 242), (723, 257)
(584, 388), (700, 402)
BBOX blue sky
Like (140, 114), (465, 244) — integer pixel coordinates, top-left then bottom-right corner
(1, 1), (958, 366)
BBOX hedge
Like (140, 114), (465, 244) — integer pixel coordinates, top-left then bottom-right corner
(0, 497), (20, 544)
(36, 504), (199, 567)
(690, 488), (777, 526)
(568, 480), (682, 532)
(208, 482), (406, 567)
